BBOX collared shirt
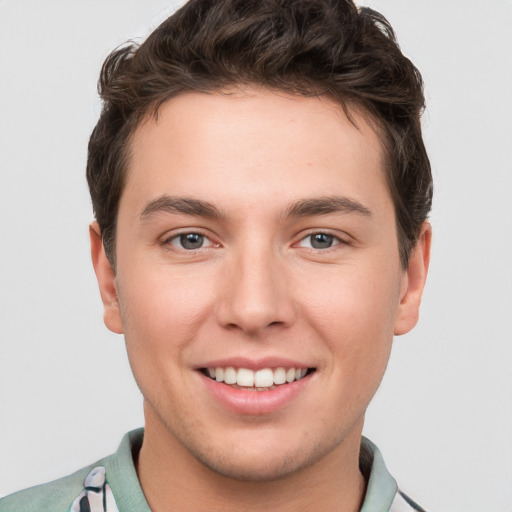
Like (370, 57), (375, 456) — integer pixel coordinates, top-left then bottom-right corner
(0, 429), (425, 511)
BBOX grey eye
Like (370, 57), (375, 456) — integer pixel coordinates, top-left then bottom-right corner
(179, 233), (205, 250)
(309, 233), (334, 249)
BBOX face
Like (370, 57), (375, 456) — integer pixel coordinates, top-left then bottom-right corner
(92, 88), (429, 482)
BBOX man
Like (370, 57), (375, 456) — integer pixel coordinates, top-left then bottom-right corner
(0, 0), (432, 510)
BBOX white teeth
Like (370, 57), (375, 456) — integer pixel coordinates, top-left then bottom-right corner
(206, 366), (310, 387)
(224, 366), (237, 384)
(254, 368), (274, 388)
(237, 368), (254, 387)
(274, 367), (286, 385)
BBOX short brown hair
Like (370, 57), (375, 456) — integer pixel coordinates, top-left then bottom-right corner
(87, 0), (432, 268)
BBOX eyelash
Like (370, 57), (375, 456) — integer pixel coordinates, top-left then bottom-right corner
(163, 231), (218, 252)
(295, 231), (347, 251)
(162, 230), (347, 254)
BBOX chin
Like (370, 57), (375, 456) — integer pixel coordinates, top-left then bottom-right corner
(184, 434), (336, 483)
(194, 450), (312, 482)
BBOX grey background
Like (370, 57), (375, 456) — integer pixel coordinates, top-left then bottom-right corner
(1, 1), (511, 510)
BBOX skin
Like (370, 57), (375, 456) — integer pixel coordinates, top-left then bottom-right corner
(91, 88), (431, 512)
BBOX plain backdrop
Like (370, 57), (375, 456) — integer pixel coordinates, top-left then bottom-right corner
(1, 1), (511, 511)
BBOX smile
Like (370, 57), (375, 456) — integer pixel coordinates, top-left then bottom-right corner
(201, 366), (313, 390)
(198, 362), (316, 415)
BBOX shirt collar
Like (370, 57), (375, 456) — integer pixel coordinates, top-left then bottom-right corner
(359, 436), (398, 511)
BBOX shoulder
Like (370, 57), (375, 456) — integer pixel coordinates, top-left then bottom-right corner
(360, 437), (427, 512)
(0, 429), (145, 512)
(0, 461), (108, 512)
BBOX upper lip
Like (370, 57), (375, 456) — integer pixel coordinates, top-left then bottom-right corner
(195, 356), (313, 371)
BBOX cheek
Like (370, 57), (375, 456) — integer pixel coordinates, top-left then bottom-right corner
(117, 267), (215, 356)
(117, 273), (215, 409)
(296, 260), (402, 358)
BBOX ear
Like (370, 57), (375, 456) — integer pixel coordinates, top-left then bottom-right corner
(394, 222), (432, 336)
(89, 222), (124, 334)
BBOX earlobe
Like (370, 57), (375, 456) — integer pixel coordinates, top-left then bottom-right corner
(89, 222), (124, 334)
(394, 222), (432, 336)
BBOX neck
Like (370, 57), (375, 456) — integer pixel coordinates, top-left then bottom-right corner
(137, 406), (366, 512)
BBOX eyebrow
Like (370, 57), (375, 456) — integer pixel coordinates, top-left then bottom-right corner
(140, 194), (371, 222)
(284, 196), (372, 218)
(140, 196), (224, 221)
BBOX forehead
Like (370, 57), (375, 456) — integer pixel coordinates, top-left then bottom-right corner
(123, 88), (390, 216)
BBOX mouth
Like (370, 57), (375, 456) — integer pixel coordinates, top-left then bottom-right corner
(200, 366), (316, 391)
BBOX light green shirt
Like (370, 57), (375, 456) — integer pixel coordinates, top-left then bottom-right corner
(0, 429), (425, 511)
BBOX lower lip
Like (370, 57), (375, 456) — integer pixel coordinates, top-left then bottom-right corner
(200, 372), (312, 415)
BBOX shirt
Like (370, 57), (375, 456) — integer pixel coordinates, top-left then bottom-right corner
(0, 429), (425, 511)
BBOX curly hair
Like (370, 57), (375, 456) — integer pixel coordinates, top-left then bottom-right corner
(87, 0), (432, 268)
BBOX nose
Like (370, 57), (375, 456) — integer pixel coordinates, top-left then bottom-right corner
(215, 243), (295, 336)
